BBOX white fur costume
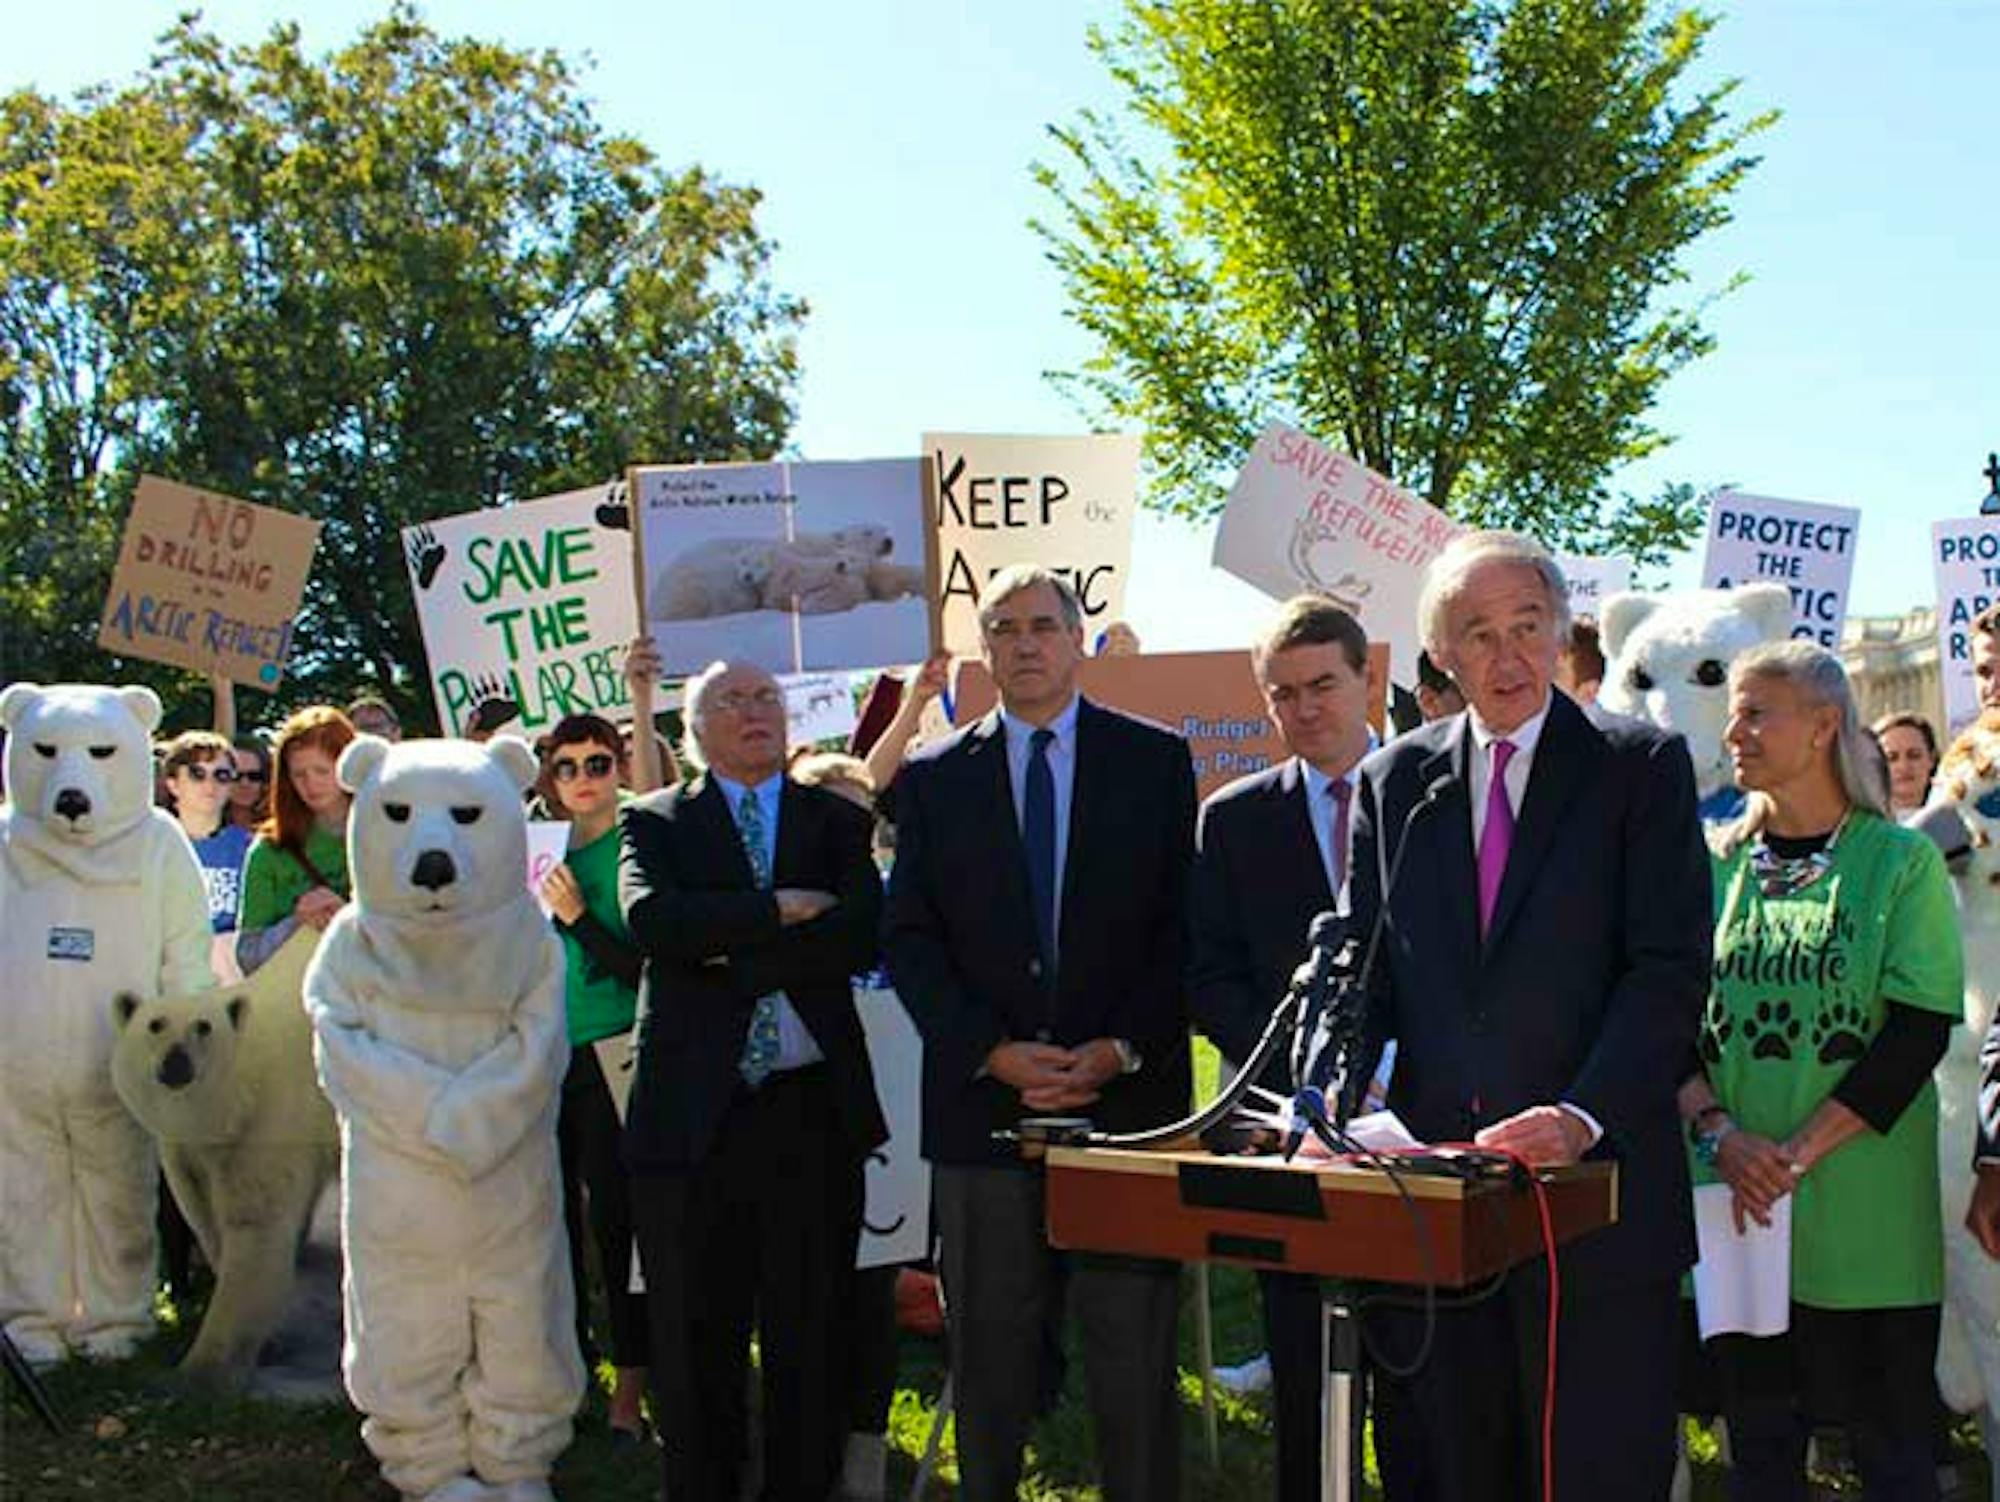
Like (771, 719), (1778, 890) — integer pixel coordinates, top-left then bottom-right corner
(0, 683), (212, 1364)
(304, 735), (580, 1502)
(1931, 712), (2000, 1477)
(1597, 583), (1793, 820)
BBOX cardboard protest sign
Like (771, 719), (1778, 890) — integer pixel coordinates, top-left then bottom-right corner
(923, 432), (1141, 656)
(1556, 556), (1633, 617)
(631, 459), (938, 678)
(1213, 422), (1461, 682)
(857, 984), (929, 1269)
(1933, 518), (2000, 734)
(783, 672), (859, 748)
(98, 476), (320, 690)
(1701, 491), (1861, 649)
(951, 647), (1387, 799)
(403, 484), (640, 736)
(524, 821), (569, 918)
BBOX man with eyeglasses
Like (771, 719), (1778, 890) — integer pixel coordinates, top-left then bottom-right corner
(619, 659), (886, 1502)
(886, 564), (1196, 1502)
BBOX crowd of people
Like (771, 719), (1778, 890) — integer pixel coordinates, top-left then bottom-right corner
(6, 537), (2000, 1502)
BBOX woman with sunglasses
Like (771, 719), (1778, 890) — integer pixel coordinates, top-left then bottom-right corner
(158, 730), (254, 977)
(537, 713), (657, 1445)
(1679, 642), (1963, 1500)
(236, 707), (356, 976)
(229, 735), (273, 830)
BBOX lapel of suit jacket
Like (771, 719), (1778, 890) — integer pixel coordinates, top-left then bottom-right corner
(772, 776), (811, 887)
(1418, 723), (1481, 981)
(1055, 697), (1105, 945)
(1278, 757), (1335, 910)
(691, 773), (758, 889)
(967, 709), (1038, 932)
(1482, 691), (1595, 958)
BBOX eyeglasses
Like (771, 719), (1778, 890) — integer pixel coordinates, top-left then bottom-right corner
(712, 687), (783, 714)
(178, 763), (239, 785)
(550, 752), (617, 783)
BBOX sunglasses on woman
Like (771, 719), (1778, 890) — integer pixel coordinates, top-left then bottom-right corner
(178, 763), (240, 785)
(550, 752), (617, 783)
(235, 766), (268, 783)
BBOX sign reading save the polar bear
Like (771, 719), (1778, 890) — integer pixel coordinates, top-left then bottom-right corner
(923, 432), (1141, 655)
(1212, 422), (1462, 683)
(631, 458), (938, 678)
(1700, 491), (1860, 649)
(98, 476), (321, 690)
(1933, 517), (2000, 734)
(402, 484), (639, 736)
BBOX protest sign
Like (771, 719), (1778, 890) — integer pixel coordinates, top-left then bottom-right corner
(1701, 491), (1861, 648)
(403, 484), (640, 736)
(97, 476), (320, 690)
(1212, 422), (1461, 682)
(1933, 517), (2000, 733)
(923, 432), (1141, 656)
(631, 458), (938, 678)
(857, 984), (929, 1269)
(782, 672), (859, 748)
(524, 822), (569, 918)
(951, 647), (1387, 799)
(1556, 556), (1633, 617)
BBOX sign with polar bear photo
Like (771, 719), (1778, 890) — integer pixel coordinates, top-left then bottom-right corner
(1213, 421), (1462, 683)
(923, 432), (1141, 656)
(631, 458), (939, 678)
(1933, 516), (2000, 734)
(1700, 491), (1861, 649)
(403, 484), (639, 736)
(97, 475), (321, 690)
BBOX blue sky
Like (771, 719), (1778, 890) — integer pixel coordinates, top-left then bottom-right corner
(12, 2), (1998, 650)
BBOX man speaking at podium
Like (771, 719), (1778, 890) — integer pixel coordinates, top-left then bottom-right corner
(1350, 531), (1711, 1501)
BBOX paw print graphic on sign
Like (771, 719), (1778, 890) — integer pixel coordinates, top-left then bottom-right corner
(1811, 1001), (1870, 1064)
(1740, 999), (1801, 1062)
(406, 525), (447, 590)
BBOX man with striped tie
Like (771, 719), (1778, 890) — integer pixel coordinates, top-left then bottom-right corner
(620, 659), (886, 1502)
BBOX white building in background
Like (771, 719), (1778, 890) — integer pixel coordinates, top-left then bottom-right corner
(1841, 606), (1944, 732)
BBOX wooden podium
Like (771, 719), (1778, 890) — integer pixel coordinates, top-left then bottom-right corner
(1041, 1145), (1620, 1502)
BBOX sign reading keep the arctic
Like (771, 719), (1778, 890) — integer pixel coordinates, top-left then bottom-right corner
(924, 432), (1140, 655)
(98, 476), (320, 690)
(1933, 517), (2000, 733)
(1213, 422), (1462, 682)
(633, 459), (938, 678)
(1701, 491), (1860, 648)
(403, 484), (640, 736)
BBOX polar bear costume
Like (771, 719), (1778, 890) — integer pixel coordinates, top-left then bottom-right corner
(0, 682), (212, 1365)
(110, 926), (337, 1381)
(303, 735), (581, 1502)
(1930, 711), (2000, 1481)
(1597, 583), (1794, 821)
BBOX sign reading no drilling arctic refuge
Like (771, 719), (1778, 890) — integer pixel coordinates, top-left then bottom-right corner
(1701, 490), (1860, 648)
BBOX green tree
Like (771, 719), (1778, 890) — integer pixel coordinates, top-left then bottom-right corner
(0, 7), (802, 725)
(1034, 0), (1772, 564)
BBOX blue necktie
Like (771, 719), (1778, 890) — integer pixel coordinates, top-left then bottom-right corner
(1024, 727), (1057, 980)
(734, 788), (781, 1086)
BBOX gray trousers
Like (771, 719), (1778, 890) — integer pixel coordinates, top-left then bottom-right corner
(934, 1164), (1181, 1502)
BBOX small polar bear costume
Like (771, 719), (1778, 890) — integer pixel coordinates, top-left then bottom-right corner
(1597, 583), (1794, 821)
(0, 682), (212, 1364)
(304, 735), (581, 1502)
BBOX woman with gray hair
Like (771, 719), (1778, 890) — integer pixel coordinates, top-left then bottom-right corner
(1679, 641), (1964, 1499)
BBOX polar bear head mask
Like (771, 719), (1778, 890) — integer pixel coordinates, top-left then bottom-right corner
(0, 682), (162, 845)
(1597, 584), (1794, 801)
(337, 735), (537, 923)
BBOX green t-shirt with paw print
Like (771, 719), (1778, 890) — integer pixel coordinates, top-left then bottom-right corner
(1695, 812), (1963, 1309)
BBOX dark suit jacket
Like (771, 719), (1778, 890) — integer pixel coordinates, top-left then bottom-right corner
(1190, 758), (1341, 1090)
(1350, 690), (1712, 1287)
(619, 773), (887, 1173)
(885, 697), (1197, 1165)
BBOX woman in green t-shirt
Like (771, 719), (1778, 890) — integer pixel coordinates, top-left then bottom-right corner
(537, 713), (654, 1444)
(236, 706), (357, 975)
(1679, 642), (1964, 1499)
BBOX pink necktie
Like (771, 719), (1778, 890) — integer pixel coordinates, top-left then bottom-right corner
(1328, 779), (1352, 894)
(1477, 739), (1517, 936)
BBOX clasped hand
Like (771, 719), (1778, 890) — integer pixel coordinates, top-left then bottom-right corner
(985, 1039), (1123, 1113)
(1715, 1128), (1799, 1233)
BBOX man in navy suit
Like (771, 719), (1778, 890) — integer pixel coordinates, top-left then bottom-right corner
(1351, 531), (1711, 1501)
(1190, 594), (1379, 1501)
(886, 564), (1196, 1502)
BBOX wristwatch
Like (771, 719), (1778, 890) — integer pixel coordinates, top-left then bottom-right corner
(1689, 1107), (1735, 1168)
(1111, 1038), (1143, 1076)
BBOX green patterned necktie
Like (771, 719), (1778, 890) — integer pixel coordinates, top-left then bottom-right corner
(735, 787), (781, 1086)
